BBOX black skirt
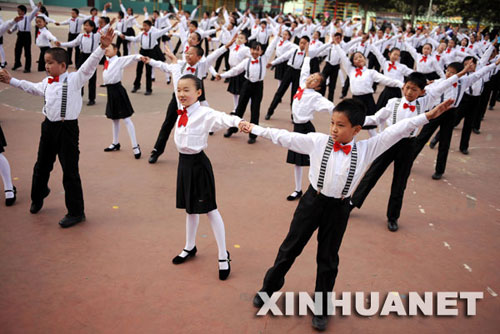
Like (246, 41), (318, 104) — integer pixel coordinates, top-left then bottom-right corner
(287, 121), (315, 166)
(227, 72), (245, 95)
(125, 27), (135, 37)
(274, 62), (287, 80)
(0, 36), (3, 44)
(0, 125), (6, 153)
(176, 151), (217, 214)
(105, 82), (135, 119)
(376, 86), (402, 110)
(161, 34), (170, 42)
(353, 93), (377, 130)
(153, 45), (166, 62)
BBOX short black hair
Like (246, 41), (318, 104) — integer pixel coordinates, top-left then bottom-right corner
(190, 20), (198, 28)
(447, 62), (463, 73)
(17, 5), (27, 13)
(153, 10), (160, 15)
(179, 74), (203, 91)
(118, 10), (124, 19)
(249, 41), (262, 50)
(300, 36), (310, 43)
(191, 45), (204, 57)
(260, 21), (267, 26)
(101, 16), (110, 24)
(143, 20), (152, 27)
(46, 47), (68, 66)
(389, 47), (400, 54)
(72, 8), (80, 15)
(90, 7), (98, 13)
(84, 19), (96, 29)
(334, 99), (366, 127)
(238, 31), (248, 40)
(463, 56), (477, 64)
(423, 43), (433, 50)
(334, 32), (342, 37)
(404, 72), (427, 90)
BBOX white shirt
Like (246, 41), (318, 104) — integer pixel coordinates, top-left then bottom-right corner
(249, 27), (271, 45)
(60, 17), (83, 34)
(60, 31), (100, 53)
(35, 27), (57, 47)
(102, 55), (140, 85)
(228, 43), (251, 68)
(271, 46), (306, 70)
(369, 43), (413, 82)
(10, 48), (105, 121)
(341, 20), (361, 37)
(406, 42), (445, 77)
(174, 101), (242, 154)
(292, 57), (334, 123)
(251, 113), (430, 198)
(124, 27), (171, 50)
(275, 39), (294, 58)
(441, 47), (468, 66)
(299, 23), (317, 38)
(0, 19), (17, 37)
(322, 38), (360, 66)
(79, 14), (100, 27)
(308, 39), (330, 58)
(9, 8), (39, 33)
(349, 40), (372, 57)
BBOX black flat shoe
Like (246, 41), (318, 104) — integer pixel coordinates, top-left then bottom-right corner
(209, 132), (214, 136)
(429, 137), (437, 149)
(460, 148), (469, 155)
(472, 128), (480, 134)
(23, 69), (31, 73)
(388, 219), (398, 232)
(247, 137), (256, 144)
(223, 128), (237, 138)
(104, 143), (120, 152)
(87, 100), (95, 106)
(312, 315), (328, 331)
(253, 292), (265, 308)
(264, 113), (272, 120)
(432, 172), (442, 180)
(172, 246), (197, 264)
(149, 151), (159, 164)
(131, 87), (139, 93)
(30, 187), (50, 214)
(133, 145), (141, 159)
(5, 186), (17, 206)
(152, 78), (155, 82)
(59, 214), (85, 228)
(286, 190), (302, 201)
(219, 251), (231, 280)
(144, 91), (152, 96)
(12, 65), (21, 71)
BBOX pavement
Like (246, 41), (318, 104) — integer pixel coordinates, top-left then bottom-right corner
(0, 5), (499, 334)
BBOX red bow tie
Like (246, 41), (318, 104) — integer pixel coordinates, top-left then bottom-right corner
(293, 87), (305, 100)
(144, 32), (148, 36)
(48, 76), (59, 84)
(104, 60), (109, 70)
(469, 45), (473, 48)
(453, 83), (457, 88)
(403, 103), (416, 112)
(177, 108), (188, 127)
(355, 67), (363, 77)
(333, 141), (351, 155)
(420, 56), (427, 62)
(186, 66), (196, 73)
(360, 43), (365, 47)
(388, 62), (397, 72)
(251, 59), (259, 64)
(436, 55), (441, 61)
(83, 33), (90, 38)
(235, 45), (240, 51)
(446, 48), (451, 54)
(71, 18), (76, 21)
(297, 52), (304, 55)
(279, 40), (284, 46)
(311, 40), (316, 44)
(253, 25), (257, 29)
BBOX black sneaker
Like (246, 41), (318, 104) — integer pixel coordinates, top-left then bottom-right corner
(432, 172), (442, 180)
(387, 219), (398, 232)
(312, 315), (328, 331)
(59, 214), (86, 228)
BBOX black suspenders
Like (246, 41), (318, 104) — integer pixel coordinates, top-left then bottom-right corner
(60, 78), (68, 120)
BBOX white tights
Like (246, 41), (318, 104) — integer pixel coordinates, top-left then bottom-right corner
(0, 44), (5, 65)
(0, 153), (14, 198)
(111, 117), (138, 148)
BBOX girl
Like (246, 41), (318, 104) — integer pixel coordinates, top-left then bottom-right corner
(272, 29), (293, 87)
(405, 41), (445, 81)
(171, 74), (243, 280)
(101, 43), (141, 159)
(226, 32), (251, 112)
(286, 47), (334, 201)
(34, 16), (57, 72)
(0, 124), (16, 206)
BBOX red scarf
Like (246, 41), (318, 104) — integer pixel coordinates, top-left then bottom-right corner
(293, 87), (305, 100)
(355, 67), (363, 77)
(104, 60), (109, 70)
(177, 108), (188, 127)
(388, 62), (397, 72)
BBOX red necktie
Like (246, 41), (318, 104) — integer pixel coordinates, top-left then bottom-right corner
(279, 40), (284, 46)
(177, 108), (188, 127)
(420, 56), (427, 63)
(186, 66), (196, 73)
(251, 59), (259, 64)
(104, 60), (109, 70)
(355, 67), (363, 77)
(333, 141), (351, 155)
(388, 62), (397, 72)
(84, 33), (90, 38)
(235, 45), (240, 51)
(403, 103), (416, 112)
(298, 52), (304, 55)
(446, 48), (451, 54)
(453, 83), (457, 88)
(48, 76), (59, 84)
(293, 87), (304, 100)
(436, 55), (441, 61)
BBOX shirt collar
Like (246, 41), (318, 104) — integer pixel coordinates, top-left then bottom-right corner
(183, 101), (200, 115)
(107, 55), (118, 61)
(48, 71), (69, 83)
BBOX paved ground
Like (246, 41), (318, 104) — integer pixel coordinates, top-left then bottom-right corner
(0, 5), (499, 334)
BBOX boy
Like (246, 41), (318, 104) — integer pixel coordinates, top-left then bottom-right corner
(0, 29), (114, 228)
(34, 16), (57, 72)
(55, 8), (83, 66)
(241, 98), (455, 331)
(9, 3), (39, 72)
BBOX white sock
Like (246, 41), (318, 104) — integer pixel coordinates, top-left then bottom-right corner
(339, 71), (345, 86)
(166, 72), (171, 82)
(112, 119), (120, 145)
(179, 213), (200, 257)
(151, 68), (155, 79)
(123, 117), (138, 149)
(277, 79), (281, 88)
(207, 209), (228, 270)
(0, 153), (14, 198)
(232, 94), (239, 110)
(294, 165), (303, 192)
(0, 45), (5, 64)
(368, 128), (378, 137)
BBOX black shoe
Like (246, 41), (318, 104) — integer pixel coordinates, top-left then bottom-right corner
(104, 143), (120, 152)
(167, 79), (171, 85)
(460, 148), (469, 155)
(144, 91), (152, 96)
(219, 251), (231, 280)
(5, 186), (17, 206)
(224, 78), (229, 83)
(59, 214), (86, 228)
(312, 315), (328, 331)
(149, 151), (159, 164)
(12, 65), (21, 71)
(0, 62), (7, 69)
(340, 94), (346, 99)
(87, 100), (96, 106)
(432, 172), (443, 180)
(472, 128), (480, 134)
(388, 219), (398, 232)
(210, 76), (215, 81)
(152, 78), (155, 82)
(429, 137), (438, 149)
(172, 246), (197, 264)
(264, 113), (272, 120)
(253, 292), (265, 308)
(248, 137), (256, 144)
(209, 132), (214, 136)
(30, 187), (50, 214)
(349, 203), (356, 213)
(23, 69), (31, 73)
(100, 84), (106, 87)
(489, 105), (494, 110)
(286, 190), (302, 201)
(223, 128), (237, 138)
(131, 87), (139, 93)
(133, 145), (141, 159)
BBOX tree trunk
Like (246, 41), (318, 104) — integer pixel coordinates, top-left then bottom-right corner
(411, 0), (417, 26)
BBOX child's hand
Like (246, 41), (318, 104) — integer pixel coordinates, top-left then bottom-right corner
(215, 74), (222, 81)
(0, 69), (12, 84)
(140, 56), (150, 64)
(100, 28), (114, 48)
(426, 99), (454, 120)
(54, 41), (61, 47)
(14, 16), (24, 23)
(238, 121), (251, 133)
(266, 63), (272, 69)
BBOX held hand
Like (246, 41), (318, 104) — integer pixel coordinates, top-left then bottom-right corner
(14, 16), (24, 23)
(54, 41), (61, 47)
(140, 56), (150, 64)
(100, 28), (114, 48)
(0, 69), (12, 84)
(215, 74), (222, 81)
(55, 22), (60, 26)
(119, 33), (125, 39)
(426, 99), (454, 120)
(266, 63), (272, 69)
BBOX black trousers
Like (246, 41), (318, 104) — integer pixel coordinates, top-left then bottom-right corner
(14, 31), (31, 71)
(413, 108), (456, 175)
(153, 93), (178, 155)
(67, 32), (80, 65)
(78, 53), (96, 102)
(351, 137), (416, 221)
(32, 119), (84, 216)
(260, 185), (350, 315)
(267, 66), (300, 116)
(230, 80), (263, 139)
(173, 38), (182, 55)
(474, 80), (493, 130)
(116, 33), (128, 56)
(342, 76), (350, 97)
(455, 94), (480, 151)
(489, 72), (500, 107)
(134, 49), (154, 92)
(320, 63), (340, 102)
(214, 49), (230, 72)
(38, 47), (49, 72)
